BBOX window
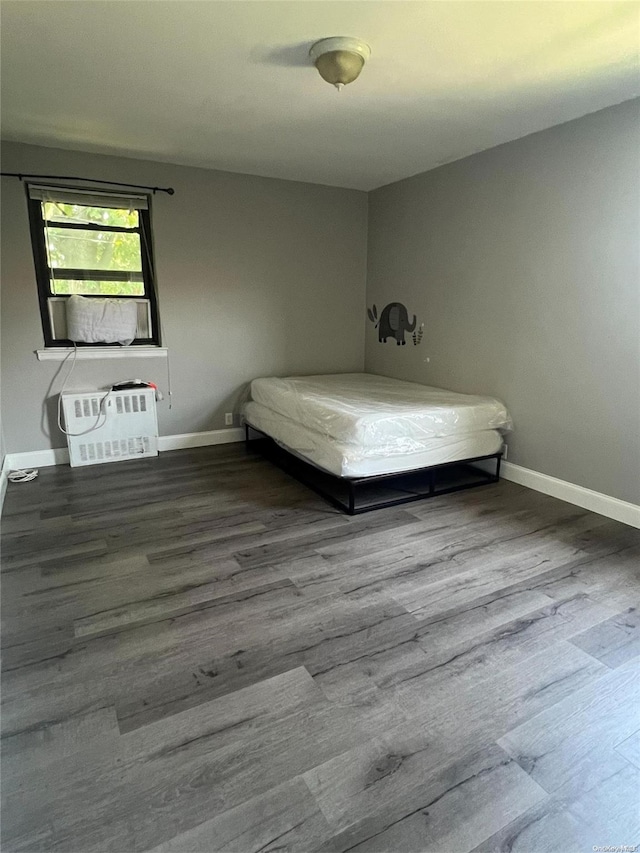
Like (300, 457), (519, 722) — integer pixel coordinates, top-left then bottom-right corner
(27, 185), (160, 346)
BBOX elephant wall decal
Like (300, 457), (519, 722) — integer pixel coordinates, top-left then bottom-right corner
(367, 302), (423, 346)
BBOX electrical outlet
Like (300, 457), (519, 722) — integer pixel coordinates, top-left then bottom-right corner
(225, 413), (233, 426)
(502, 444), (508, 461)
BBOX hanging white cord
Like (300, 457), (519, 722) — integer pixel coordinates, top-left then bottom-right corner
(140, 218), (172, 409)
(42, 196), (163, 440)
(56, 343), (113, 436)
(164, 338), (173, 410)
(42, 195), (112, 436)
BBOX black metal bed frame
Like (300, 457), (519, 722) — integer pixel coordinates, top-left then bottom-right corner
(245, 423), (502, 515)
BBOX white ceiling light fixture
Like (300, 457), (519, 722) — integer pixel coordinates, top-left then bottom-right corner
(309, 37), (371, 91)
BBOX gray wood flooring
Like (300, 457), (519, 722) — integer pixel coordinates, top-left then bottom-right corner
(1, 444), (639, 853)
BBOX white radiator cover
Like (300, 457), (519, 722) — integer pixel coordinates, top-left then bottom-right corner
(61, 389), (158, 467)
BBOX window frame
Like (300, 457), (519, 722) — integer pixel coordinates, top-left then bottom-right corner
(26, 186), (161, 347)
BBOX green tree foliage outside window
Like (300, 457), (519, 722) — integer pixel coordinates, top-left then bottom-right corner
(42, 203), (145, 296)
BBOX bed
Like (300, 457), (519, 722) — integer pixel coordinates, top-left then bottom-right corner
(243, 373), (512, 514)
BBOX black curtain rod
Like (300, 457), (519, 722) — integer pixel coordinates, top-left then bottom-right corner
(0, 172), (175, 195)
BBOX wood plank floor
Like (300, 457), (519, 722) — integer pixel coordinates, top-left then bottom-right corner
(1, 444), (639, 853)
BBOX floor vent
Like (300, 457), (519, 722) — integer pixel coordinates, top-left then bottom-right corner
(61, 389), (158, 467)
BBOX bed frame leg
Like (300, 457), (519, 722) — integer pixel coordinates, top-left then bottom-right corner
(495, 453), (502, 482)
(347, 481), (356, 515)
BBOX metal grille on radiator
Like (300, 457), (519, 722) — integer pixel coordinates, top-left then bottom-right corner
(61, 389), (158, 467)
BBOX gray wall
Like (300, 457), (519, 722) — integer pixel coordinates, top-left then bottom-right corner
(366, 100), (640, 504)
(1, 142), (367, 453)
(3, 102), (639, 505)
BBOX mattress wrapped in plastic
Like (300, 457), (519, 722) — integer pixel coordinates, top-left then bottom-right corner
(245, 401), (503, 478)
(249, 373), (511, 454)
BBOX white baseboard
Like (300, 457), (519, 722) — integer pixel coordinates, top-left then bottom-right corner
(5, 446), (70, 470)
(0, 454), (10, 516)
(158, 428), (244, 452)
(500, 461), (640, 530)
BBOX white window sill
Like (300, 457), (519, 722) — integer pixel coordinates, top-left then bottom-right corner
(36, 347), (168, 361)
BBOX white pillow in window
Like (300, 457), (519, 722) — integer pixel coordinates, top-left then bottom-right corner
(65, 294), (138, 345)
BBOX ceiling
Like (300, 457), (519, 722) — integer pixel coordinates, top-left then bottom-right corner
(1, 1), (639, 190)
